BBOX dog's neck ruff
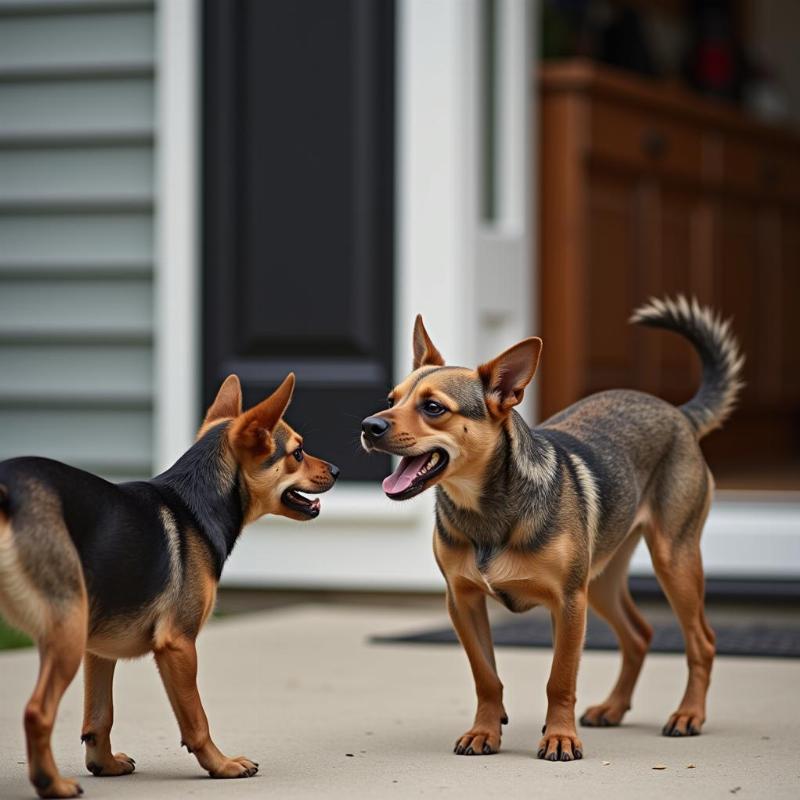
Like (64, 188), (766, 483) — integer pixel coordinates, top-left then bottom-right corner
(152, 423), (246, 575)
(435, 411), (559, 552)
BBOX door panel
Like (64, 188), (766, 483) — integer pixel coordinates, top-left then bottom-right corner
(202, 0), (395, 480)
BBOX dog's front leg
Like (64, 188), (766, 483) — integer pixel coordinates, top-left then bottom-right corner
(538, 589), (587, 762)
(81, 654), (135, 777)
(154, 636), (258, 778)
(448, 583), (507, 755)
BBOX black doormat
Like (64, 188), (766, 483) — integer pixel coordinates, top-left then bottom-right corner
(372, 616), (800, 658)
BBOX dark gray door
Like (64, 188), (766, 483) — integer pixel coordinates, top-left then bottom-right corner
(202, 0), (395, 480)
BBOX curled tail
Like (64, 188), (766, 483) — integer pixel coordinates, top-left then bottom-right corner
(630, 295), (744, 439)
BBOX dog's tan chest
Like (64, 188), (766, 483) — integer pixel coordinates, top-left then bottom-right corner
(437, 535), (572, 610)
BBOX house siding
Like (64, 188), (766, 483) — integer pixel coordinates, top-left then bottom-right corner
(0, 0), (156, 479)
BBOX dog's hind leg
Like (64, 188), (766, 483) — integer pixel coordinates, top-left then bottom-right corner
(448, 583), (507, 756)
(1, 498), (88, 798)
(24, 599), (87, 799)
(580, 528), (653, 727)
(645, 472), (716, 737)
(81, 654), (135, 777)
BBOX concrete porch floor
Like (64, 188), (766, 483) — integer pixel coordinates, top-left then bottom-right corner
(1, 603), (798, 799)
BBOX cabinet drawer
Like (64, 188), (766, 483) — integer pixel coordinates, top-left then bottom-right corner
(588, 101), (707, 180)
(722, 137), (800, 199)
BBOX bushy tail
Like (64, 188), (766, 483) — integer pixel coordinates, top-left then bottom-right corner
(630, 295), (744, 439)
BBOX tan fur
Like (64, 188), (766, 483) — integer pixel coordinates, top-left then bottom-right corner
(0, 520), (49, 640)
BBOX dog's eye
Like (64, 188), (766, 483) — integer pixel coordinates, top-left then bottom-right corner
(293, 447), (304, 462)
(421, 399), (446, 417)
(387, 397), (394, 408)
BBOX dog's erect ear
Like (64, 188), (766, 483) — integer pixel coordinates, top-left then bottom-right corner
(231, 373), (295, 456)
(413, 315), (445, 370)
(477, 338), (542, 416)
(203, 374), (243, 425)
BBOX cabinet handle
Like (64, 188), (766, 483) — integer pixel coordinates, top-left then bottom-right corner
(642, 129), (668, 159)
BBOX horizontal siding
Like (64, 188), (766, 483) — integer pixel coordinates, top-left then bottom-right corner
(0, 0), (156, 481)
(0, 146), (153, 201)
(0, 344), (152, 406)
(0, 78), (154, 135)
(0, 408), (152, 475)
(0, 278), (153, 336)
(0, 213), (152, 262)
(0, 11), (153, 70)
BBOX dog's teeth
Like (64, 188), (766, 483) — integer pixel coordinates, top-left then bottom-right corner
(430, 452), (440, 466)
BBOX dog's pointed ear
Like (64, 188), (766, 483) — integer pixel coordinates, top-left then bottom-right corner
(203, 374), (243, 425)
(413, 315), (445, 370)
(231, 373), (295, 456)
(477, 338), (542, 416)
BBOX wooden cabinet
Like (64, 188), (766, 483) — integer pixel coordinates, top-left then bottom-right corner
(538, 61), (800, 489)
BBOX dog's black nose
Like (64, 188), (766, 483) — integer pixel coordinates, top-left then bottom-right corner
(329, 463), (340, 480)
(362, 416), (390, 439)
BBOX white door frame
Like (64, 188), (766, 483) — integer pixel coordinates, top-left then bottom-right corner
(154, 0), (200, 472)
(155, 0), (800, 589)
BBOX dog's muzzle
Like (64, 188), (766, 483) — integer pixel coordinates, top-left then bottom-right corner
(361, 416), (391, 444)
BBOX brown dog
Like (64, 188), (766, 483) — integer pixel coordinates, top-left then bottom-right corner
(0, 373), (338, 798)
(361, 297), (742, 761)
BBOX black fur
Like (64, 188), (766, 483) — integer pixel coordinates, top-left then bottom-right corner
(152, 421), (246, 576)
(0, 422), (249, 628)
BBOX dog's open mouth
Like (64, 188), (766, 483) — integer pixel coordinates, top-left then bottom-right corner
(382, 449), (449, 500)
(281, 488), (321, 518)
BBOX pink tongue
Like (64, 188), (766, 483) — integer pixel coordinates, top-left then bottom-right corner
(382, 454), (430, 495)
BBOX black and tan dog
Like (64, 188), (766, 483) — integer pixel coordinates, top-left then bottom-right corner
(0, 373), (338, 798)
(362, 297), (742, 762)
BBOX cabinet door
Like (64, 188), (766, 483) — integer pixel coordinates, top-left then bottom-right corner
(582, 167), (709, 405)
(779, 205), (800, 406)
(641, 181), (710, 404)
(582, 164), (641, 397)
(701, 194), (799, 484)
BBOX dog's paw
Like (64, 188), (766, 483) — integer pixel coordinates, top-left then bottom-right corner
(209, 756), (259, 779)
(662, 709), (704, 737)
(453, 727), (501, 756)
(33, 774), (83, 799)
(86, 752), (136, 777)
(537, 729), (583, 762)
(579, 701), (628, 728)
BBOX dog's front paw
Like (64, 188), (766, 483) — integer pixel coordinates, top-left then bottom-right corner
(453, 726), (501, 756)
(537, 728), (583, 762)
(662, 708), (704, 737)
(209, 756), (259, 779)
(86, 752), (135, 777)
